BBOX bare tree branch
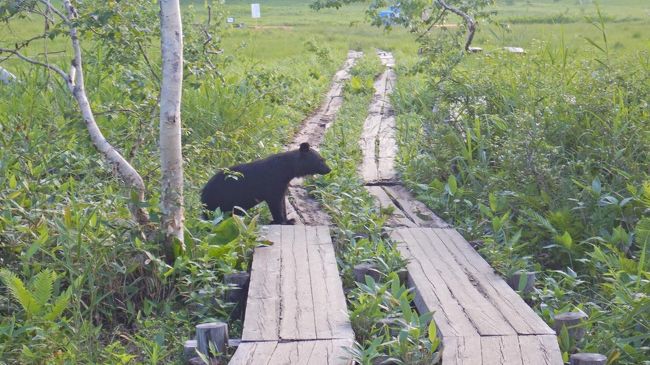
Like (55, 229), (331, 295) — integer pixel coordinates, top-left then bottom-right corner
(415, 8), (447, 42)
(136, 40), (161, 84)
(39, 0), (69, 24)
(436, 0), (476, 51)
(0, 47), (68, 80)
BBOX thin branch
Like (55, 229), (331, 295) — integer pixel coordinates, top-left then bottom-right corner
(415, 8), (447, 42)
(436, 0), (476, 51)
(39, 0), (69, 24)
(0, 47), (68, 80)
(136, 40), (161, 84)
(14, 33), (48, 50)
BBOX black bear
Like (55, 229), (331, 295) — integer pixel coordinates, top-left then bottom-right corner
(201, 142), (331, 224)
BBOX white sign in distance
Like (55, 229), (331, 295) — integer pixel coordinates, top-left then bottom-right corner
(226, 17), (235, 23)
(251, 3), (260, 18)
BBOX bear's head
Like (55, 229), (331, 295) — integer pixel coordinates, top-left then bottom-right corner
(297, 142), (331, 176)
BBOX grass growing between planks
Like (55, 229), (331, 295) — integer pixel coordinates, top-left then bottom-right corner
(311, 54), (441, 365)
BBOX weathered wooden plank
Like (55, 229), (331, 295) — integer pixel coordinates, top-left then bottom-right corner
(518, 335), (564, 365)
(229, 341), (277, 365)
(242, 226), (282, 341)
(308, 226), (355, 340)
(442, 336), (482, 365)
(359, 112), (382, 183)
(392, 229), (479, 338)
(232, 339), (353, 365)
(414, 228), (515, 336)
(279, 225), (317, 340)
(382, 185), (449, 228)
(267, 340), (316, 364)
(307, 339), (354, 364)
(435, 228), (555, 336)
(376, 102), (397, 181)
(365, 186), (416, 227)
(481, 336), (523, 365)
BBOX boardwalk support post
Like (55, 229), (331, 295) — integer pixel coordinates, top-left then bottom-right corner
(570, 353), (607, 365)
(183, 339), (197, 360)
(507, 271), (536, 293)
(196, 322), (229, 358)
(353, 263), (382, 283)
(224, 272), (250, 320)
(554, 311), (588, 341)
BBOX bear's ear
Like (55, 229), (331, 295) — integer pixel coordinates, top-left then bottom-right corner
(299, 142), (310, 153)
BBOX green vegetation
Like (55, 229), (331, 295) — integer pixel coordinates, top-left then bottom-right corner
(1, 0), (648, 363)
(394, 6), (649, 365)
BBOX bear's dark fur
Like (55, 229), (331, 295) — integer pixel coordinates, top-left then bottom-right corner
(201, 142), (331, 224)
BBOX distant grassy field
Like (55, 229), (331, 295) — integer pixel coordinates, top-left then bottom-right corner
(1, 0), (646, 70)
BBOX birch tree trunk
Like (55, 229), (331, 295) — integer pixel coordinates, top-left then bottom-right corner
(159, 0), (185, 252)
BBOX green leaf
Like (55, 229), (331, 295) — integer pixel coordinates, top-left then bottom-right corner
(211, 217), (240, 245)
(591, 177), (601, 194)
(400, 297), (412, 323)
(446, 175), (457, 195)
(8, 174), (16, 189)
(559, 324), (571, 352)
(0, 270), (38, 317)
(635, 217), (650, 272)
(488, 192), (497, 212)
(555, 231), (573, 250)
(428, 319), (437, 343)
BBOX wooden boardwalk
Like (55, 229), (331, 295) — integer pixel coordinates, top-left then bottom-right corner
(358, 51), (562, 364)
(391, 227), (563, 365)
(359, 50), (398, 185)
(229, 225), (354, 365)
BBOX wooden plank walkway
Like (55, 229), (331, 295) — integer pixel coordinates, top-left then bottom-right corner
(391, 227), (563, 365)
(229, 225), (354, 365)
(359, 50), (398, 185)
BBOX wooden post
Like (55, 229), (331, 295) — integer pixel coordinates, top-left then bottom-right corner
(396, 269), (408, 286)
(353, 263), (382, 283)
(183, 339), (197, 360)
(507, 271), (536, 293)
(554, 311), (588, 341)
(570, 353), (607, 365)
(224, 272), (250, 320)
(196, 322), (228, 358)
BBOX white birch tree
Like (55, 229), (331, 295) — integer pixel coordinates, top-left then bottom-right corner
(159, 0), (185, 251)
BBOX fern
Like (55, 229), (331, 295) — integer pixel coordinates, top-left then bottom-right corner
(525, 209), (558, 235)
(0, 269), (69, 321)
(0, 269), (38, 318)
(31, 270), (55, 314)
(44, 287), (72, 321)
